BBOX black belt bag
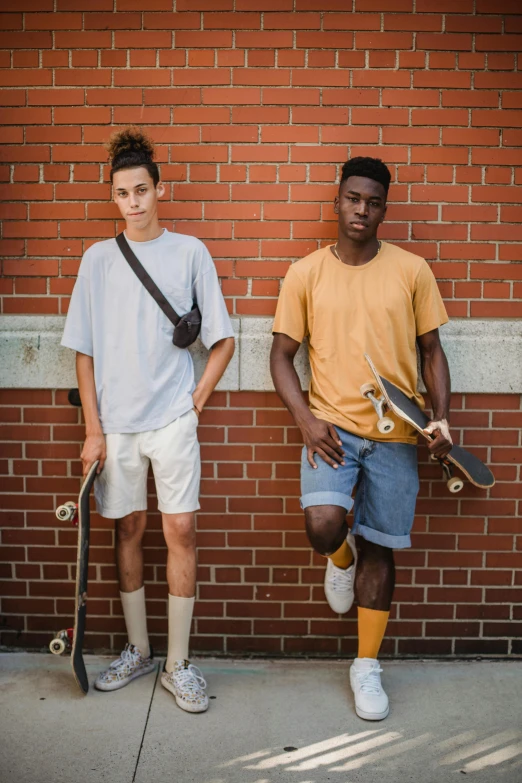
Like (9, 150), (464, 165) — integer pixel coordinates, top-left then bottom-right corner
(116, 232), (202, 349)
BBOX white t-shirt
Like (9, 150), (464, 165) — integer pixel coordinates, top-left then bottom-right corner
(61, 229), (234, 434)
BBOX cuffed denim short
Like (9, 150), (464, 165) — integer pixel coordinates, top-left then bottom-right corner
(300, 426), (419, 549)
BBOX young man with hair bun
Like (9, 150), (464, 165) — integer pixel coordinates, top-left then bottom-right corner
(62, 127), (235, 713)
(271, 156), (452, 721)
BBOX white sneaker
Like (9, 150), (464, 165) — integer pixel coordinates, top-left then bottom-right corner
(161, 659), (209, 713)
(94, 643), (155, 691)
(324, 534), (357, 614)
(350, 657), (389, 720)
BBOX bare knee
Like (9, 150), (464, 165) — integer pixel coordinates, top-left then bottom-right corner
(163, 513), (195, 551)
(304, 505), (348, 556)
(116, 510), (146, 544)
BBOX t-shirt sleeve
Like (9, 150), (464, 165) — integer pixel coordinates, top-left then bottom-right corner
(272, 263), (307, 343)
(194, 247), (234, 351)
(413, 261), (449, 337)
(61, 258), (93, 356)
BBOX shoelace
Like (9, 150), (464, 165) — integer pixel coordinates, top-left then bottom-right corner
(173, 664), (207, 694)
(356, 665), (384, 695)
(328, 563), (354, 593)
(110, 645), (138, 670)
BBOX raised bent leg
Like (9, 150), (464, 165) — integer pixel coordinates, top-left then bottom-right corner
(305, 504), (356, 615)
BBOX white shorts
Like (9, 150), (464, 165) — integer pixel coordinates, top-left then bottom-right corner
(94, 409), (200, 519)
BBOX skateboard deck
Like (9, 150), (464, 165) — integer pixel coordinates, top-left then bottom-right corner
(50, 460), (99, 694)
(362, 354), (495, 493)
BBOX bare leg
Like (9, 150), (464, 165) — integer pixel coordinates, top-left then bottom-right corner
(162, 511), (197, 597)
(114, 510), (150, 657)
(355, 537), (395, 611)
(162, 512), (197, 670)
(116, 510), (147, 592)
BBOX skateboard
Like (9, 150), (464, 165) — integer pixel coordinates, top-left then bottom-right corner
(49, 460), (100, 694)
(361, 354), (495, 494)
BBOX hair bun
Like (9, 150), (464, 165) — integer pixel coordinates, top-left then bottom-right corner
(106, 126), (155, 164)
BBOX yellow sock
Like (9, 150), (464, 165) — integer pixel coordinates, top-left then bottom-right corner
(328, 539), (353, 570)
(357, 607), (389, 660)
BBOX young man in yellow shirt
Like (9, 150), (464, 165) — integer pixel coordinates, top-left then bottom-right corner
(270, 157), (452, 721)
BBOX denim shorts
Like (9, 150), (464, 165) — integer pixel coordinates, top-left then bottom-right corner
(300, 426), (419, 549)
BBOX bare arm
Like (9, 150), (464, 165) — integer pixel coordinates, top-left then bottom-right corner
(76, 352), (106, 477)
(192, 336), (235, 416)
(270, 332), (344, 469)
(417, 328), (452, 458)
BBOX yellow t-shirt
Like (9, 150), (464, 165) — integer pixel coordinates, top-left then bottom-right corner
(272, 241), (449, 444)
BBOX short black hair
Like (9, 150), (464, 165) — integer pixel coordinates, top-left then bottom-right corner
(106, 126), (160, 186)
(340, 156), (391, 198)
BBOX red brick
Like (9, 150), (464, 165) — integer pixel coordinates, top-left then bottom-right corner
(176, 31), (233, 48)
(472, 110), (522, 129)
(413, 109), (469, 126)
(113, 30), (171, 48)
(356, 32), (413, 49)
(117, 0), (173, 7)
(204, 12), (261, 29)
(0, 69), (52, 88)
(476, 35), (522, 52)
(352, 71), (409, 89)
(0, 32), (52, 48)
(356, 0), (413, 8)
(414, 71), (471, 89)
(202, 87), (260, 105)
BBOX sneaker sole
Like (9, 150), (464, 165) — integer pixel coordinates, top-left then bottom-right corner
(355, 704), (390, 721)
(350, 669), (389, 721)
(94, 661), (156, 692)
(160, 673), (209, 713)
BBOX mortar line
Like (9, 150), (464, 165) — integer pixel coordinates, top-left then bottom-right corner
(132, 661), (161, 783)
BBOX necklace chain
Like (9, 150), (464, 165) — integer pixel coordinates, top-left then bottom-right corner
(332, 240), (381, 262)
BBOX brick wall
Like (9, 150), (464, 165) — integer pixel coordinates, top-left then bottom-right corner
(1, 389), (521, 656)
(0, 2), (521, 656)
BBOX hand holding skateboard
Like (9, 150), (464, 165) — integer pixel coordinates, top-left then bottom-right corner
(361, 354), (495, 494)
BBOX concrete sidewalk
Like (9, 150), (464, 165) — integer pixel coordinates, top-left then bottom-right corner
(0, 653), (521, 783)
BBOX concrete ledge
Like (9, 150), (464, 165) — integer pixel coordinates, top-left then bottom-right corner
(1, 315), (521, 393)
(0, 315), (240, 391)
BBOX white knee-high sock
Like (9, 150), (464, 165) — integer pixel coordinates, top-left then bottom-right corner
(120, 586), (150, 659)
(166, 594), (195, 672)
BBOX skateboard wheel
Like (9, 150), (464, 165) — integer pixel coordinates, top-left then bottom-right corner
(49, 637), (66, 655)
(430, 453), (439, 463)
(377, 417), (395, 434)
(447, 476), (464, 494)
(55, 501), (77, 522)
(360, 382), (376, 398)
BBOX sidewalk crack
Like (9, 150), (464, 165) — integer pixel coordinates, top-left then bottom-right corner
(132, 661), (161, 783)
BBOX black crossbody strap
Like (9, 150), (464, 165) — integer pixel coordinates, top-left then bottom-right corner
(116, 232), (180, 326)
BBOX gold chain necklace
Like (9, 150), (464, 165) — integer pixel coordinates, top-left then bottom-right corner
(332, 240), (381, 262)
